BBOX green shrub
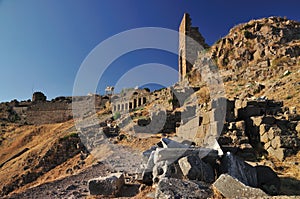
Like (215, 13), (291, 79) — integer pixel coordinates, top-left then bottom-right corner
(61, 132), (78, 141)
(113, 112), (121, 120)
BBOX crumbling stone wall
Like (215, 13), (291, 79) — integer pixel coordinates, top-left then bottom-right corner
(1, 94), (107, 125)
(178, 13), (209, 82)
(176, 96), (300, 161)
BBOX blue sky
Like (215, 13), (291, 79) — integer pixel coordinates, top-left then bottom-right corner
(0, 0), (299, 102)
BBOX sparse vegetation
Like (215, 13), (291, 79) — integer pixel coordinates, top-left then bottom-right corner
(61, 132), (78, 141)
(271, 57), (290, 67)
(113, 111), (121, 120)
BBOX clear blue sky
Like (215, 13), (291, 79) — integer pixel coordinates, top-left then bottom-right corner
(0, 0), (299, 102)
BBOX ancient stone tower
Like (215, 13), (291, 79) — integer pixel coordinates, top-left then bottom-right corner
(178, 13), (209, 82)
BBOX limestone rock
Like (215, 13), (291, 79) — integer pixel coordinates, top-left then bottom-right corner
(178, 154), (215, 183)
(88, 173), (124, 196)
(155, 160), (184, 183)
(213, 174), (267, 198)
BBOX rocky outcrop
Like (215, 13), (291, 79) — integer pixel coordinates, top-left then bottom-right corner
(209, 16), (300, 72)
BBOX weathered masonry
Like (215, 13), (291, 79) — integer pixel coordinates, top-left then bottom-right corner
(178, 13), (209, 82)
(111, 89), (150, 112)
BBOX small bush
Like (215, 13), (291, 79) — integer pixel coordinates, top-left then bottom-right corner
(61, 132), (78, 141)
(113, 112), (121, 120)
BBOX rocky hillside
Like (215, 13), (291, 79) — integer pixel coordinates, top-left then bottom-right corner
(210, 16), (300, 70)
(202, 16), (300, 111)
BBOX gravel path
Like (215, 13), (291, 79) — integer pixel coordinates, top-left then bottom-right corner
(7, 163), (108, 199)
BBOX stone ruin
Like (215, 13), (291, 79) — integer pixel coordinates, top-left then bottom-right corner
(32, 91), (47, 102)
(111, 88), (149, 113)
(1, 92), (110, 125)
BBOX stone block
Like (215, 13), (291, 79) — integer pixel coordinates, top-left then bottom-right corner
(235, 121), (245, 132)
(267, 129), (275, 140)
(271, 135), (300, 149)
(259, 124), (271, 136)
(211, 97), (227, 109)
(251, 116), (263, 126)
(267, 147), (293, 161)
(220, 152), (257, 187)
(260, 132), (269, 143)
(161, 138), (189, 149)
(178, 155), (214, 183)
(156, 177), (211, 199)
(208, 121), (224, 137)
(210, 108), (226, 123)
(142, 151), (155, 185)
(235, 99), (247, 109)
(264, 141), (271, 150)
(213, 174), (267, 198)
(88, 173), (124, 196)
(153, 148), (214, 164)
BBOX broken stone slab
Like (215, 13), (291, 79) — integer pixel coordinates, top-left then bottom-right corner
(213, 174), (267, 198)
(256, 165), (280, 195)
(153, 148), (218, 164)
(161, 138), (189, 148)
(88, 173), (124, 196)
(142, 151), (155, 185)
(178, 154), (214, 183)
(219, 152), (257, 187)
(155, 177), (211, 199)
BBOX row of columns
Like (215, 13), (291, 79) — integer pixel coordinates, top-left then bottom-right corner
(113, 97), (147, 112)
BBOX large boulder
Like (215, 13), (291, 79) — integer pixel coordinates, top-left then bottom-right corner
(213, 174), (267, 198)
(155, 177), (211, 199)
(152, 161), (183, 184)
(142, 151), (155, 185)
(88, 173), (124, 196)
(219, 152), (257, 187)
(178, 155), (215, 183)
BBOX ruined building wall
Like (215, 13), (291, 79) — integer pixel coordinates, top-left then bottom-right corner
(178, 13), (209, 82)
(26, 102), (73, 125)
